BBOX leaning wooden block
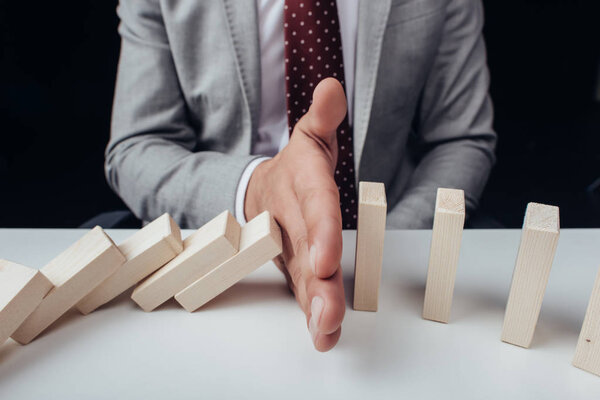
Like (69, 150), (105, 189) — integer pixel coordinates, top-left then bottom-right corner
(573, 265), (600, 376)
(353, 181), (387, 312)
(501, 202), (560, 348)
(11, 227), (125, 344)
(175, 211), (282, 312)
(76, 214), (183, 315)
(422, 188), (465, 323)
(131, 211), (241, 312)
(0, 260), (53, 345)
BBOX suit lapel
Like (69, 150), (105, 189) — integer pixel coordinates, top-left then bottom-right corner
(222, 0), (261, 138)
(354, 0), (391, 175)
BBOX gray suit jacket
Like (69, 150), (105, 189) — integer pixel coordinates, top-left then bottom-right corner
(107, 0), (496, 229)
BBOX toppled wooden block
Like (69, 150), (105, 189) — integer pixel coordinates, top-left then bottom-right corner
(0, 260), (53, 345)
(501, 202), (560, 348)
(423, 188), (465, 323)
(131, 211), (241, 312)
(11, 227), (125, 344)
(76, 214), (183, 315)
(353, 181), (387, 312)
(573, 265), (600, 376)
(175, 211), (282, 312)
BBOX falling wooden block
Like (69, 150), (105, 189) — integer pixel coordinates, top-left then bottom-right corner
(422, 188), (465, 323)
(573, 265), (600, 376)
(0, 260), (53, 346)
(11, 227), (125, 344)
(76, 214), (183, 315)
(131, 211), (241, 312)
(175, 211), (282, 312)
(353, 181), (387, 312)
(501, 202), (560, 348)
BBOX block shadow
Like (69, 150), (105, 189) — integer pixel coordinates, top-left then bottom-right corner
(531, 311), (583, 349)
(0, 308), (104, 386)
(452, 287), (582, 349)
(195, 280), (290, 312)
(451, 288), (507, 323)
(0, 340), (20, 363)
(14, 307), (83, 344)
(339, 273), (583, 374)
(87, 278), (292, 314)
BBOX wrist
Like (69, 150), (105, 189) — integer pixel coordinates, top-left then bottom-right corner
(244, 159), (271, 222)
(235, 157), (271, 225)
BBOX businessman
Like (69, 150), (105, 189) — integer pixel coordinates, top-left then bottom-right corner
(106, 0), (496, 351)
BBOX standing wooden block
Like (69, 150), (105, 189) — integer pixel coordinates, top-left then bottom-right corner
(76, 214), (183, 315)
(573, 265), (600, 376)
(11, 227), (125, 344)
(353, 181), (387, 312)
(0, 260), (53, 345)
(422, 188), (465, 323)
(175, 211), (282, 312)
(501, 202), (560, 348)
(131, 211), (241, 312)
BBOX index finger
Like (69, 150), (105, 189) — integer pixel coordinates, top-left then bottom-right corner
(295, 171), (343, 279)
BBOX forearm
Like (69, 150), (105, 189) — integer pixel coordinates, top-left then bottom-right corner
(106, 137), (261, 228)
(387, 136), (495, 229)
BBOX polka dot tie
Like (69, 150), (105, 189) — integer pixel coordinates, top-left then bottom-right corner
(283, 0), (358, 229)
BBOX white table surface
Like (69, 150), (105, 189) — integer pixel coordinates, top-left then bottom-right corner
(1, 228), (600, 399)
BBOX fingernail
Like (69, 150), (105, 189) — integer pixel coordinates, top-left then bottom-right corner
(309, 245), (317, 275)
(311, 296), (325, 325)
(309, 296), (324, 344)
(309, 316), (318, 342)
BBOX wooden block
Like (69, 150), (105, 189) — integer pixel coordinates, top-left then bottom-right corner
(131, 211), (241, 312)
(353, 181), (387, 311)
(573, 265), (600, 376)
(175, 211), (282, 312)
(501, 202), (560, 348)
(11, 227), (125, 344)
(76, 214), (183, 315)
(422, 188), (465, 323)
(0, 260), (53, 345)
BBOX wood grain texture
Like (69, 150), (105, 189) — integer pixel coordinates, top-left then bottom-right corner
(76, 213), (183, 315)
(11, 227), (125, 344)
(0, 260), (53, 345)
(175, 211), (282, 312)
(573, 265), (600, 376)
(131, 211), (241, 312)
(501, 202), (560, 348)
(422, 188), (465, 323)
(353, 181), (387, 311)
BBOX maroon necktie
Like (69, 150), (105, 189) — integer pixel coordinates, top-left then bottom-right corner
(283, 0), (358, 229)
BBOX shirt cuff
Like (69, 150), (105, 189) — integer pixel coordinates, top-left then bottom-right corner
(235, 157), (271, 225)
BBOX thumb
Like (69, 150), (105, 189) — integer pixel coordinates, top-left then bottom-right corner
(295, 78), (347, 150)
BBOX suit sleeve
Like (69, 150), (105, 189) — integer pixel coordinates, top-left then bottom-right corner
(106, 0), (260, 228)
(387, 0), (497, 229)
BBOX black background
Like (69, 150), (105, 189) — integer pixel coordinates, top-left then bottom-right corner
(0, 0), (599, 228)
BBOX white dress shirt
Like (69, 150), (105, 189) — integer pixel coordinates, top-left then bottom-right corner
(235, 0), (359, 223)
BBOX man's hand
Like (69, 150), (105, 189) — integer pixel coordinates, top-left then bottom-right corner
(245, 78), (346, 352)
